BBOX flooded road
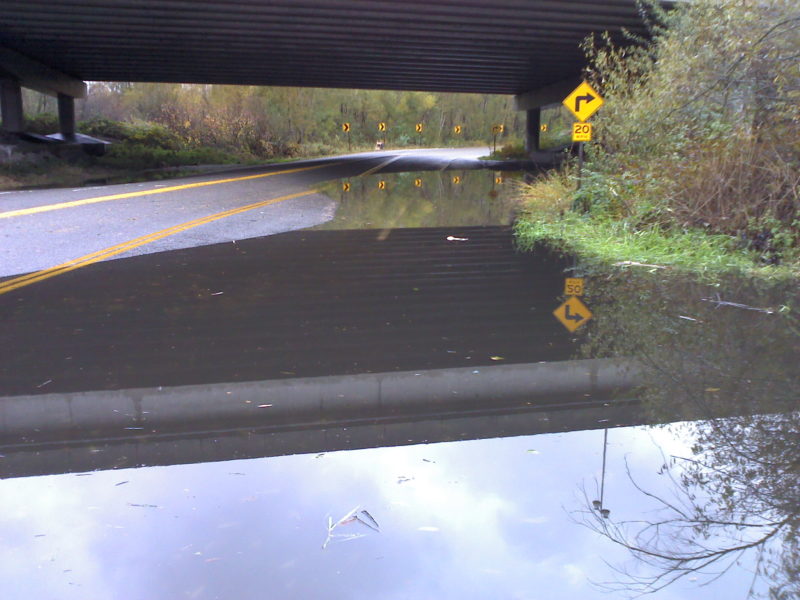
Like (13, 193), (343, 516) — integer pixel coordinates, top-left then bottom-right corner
(1, 166), (798, 599)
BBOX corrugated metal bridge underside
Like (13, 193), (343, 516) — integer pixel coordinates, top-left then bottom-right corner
(0, 0), (655, 94)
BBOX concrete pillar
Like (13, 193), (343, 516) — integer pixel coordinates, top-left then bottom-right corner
(57, 93), (76, 139)
(525, 107), (541, 153)
(0, 79), (24, 133)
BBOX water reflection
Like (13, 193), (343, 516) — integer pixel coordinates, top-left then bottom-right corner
(3, 162), (798, 598)
(0, 425), (751, 600)
(314, 170), (519, 230)
(572, 266), (800, 598)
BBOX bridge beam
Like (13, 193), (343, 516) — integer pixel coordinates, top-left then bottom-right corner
(0, 46), (86, 99)
(0, 45), (86, 139)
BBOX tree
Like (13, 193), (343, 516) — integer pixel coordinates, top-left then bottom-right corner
(575, 266), (799, 598)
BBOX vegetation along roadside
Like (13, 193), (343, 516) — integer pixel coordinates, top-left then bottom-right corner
(514, 0), (800, 279)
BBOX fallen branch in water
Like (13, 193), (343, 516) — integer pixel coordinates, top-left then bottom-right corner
(701, 295), (775, 314)
(613, 261), (668, 269)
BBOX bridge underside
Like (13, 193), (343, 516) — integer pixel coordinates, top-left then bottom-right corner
(0, 1), (659, 145)
(0, 1), (653, 94)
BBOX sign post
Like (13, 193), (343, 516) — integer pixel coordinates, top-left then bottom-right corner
(563, 81), (604, 191)
(491, 124), (504, 154)
(378, 121), (387, 147)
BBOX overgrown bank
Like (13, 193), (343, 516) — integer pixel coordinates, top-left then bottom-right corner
(515, 0), (800, 278)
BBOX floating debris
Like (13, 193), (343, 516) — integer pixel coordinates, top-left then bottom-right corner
(489, 356), (505, 361)
(446, 235), (469, 242)
(322, 506), (381, 549)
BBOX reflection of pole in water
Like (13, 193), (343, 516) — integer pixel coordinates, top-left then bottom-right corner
(593, 428), (611, 519)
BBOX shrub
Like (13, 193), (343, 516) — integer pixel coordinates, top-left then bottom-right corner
(583, 0), (799, 245)
(25, 113), (59, 135)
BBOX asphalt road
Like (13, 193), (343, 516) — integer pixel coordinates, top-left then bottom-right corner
(0, 147), (578, 398)
(0, 147), (489, 280)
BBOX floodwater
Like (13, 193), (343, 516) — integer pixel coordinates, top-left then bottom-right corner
(1, 168), (798, 600)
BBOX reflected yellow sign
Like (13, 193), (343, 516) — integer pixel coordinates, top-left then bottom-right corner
(563, 81), (604, 122)
(564, 277), (584, 296)
(553, 296), (593, 332)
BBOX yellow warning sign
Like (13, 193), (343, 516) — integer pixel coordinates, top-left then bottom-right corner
(452, 175), (461, 184)
(492, 124), (505, 134)
(378, 122), (387, 132)
(342, 122), (351, 132)
(495, 176), (503, 184)
(414, 178), (423, 187)
(563, 81), (604, 122)
(540, 123), (548, 132)
(378, 180), (386, 190)
(564, 277), (584, 296)
(415, 123), (424, 133)
(453, 125), (462, 134)
(572, 122), (592, 142)
(342, 182), (351, 192)
(553, 296), (593, 332)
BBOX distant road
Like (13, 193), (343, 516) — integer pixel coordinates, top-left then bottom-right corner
(0, 147), (489, 282)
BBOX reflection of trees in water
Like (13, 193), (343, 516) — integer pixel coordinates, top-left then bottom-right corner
(316, 172), (518, 229)
(579, 270), (799, 598)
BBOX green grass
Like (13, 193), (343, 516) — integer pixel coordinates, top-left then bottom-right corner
(514, 212), (798, 280)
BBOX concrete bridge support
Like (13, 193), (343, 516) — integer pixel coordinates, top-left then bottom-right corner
(525, 107), (541, 153)
(0, 78), (24, 133)
(1, 45), (86, 141)
(516, 77), (580, 156)
(56, 93), (76, 140)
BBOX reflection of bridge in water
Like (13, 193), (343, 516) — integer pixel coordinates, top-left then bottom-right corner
(2, 225), (644, 478)
(0, 359), (642, 479)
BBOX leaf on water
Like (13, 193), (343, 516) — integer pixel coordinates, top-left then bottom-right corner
(323, 505), (380, 549)
(357, 510), (380, 532)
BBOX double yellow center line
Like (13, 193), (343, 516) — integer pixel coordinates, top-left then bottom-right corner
(0, 155), (395, 296)
(0, 163), (329, 220)
(0, 189), (318, 296)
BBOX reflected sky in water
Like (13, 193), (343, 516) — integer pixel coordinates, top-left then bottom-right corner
(1, 425), (752, 600)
